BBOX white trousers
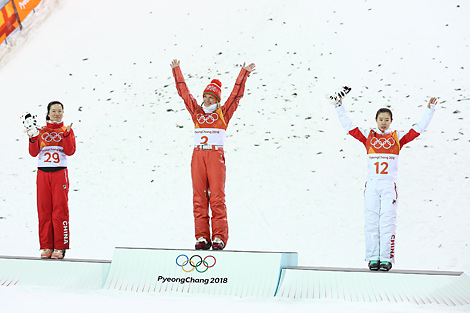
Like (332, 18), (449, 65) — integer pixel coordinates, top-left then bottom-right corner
(363, 179), (398, 263)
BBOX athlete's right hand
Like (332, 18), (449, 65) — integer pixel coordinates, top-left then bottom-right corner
(325, 93), (341, 106)
(22, 113), (39, 137)
(325, 86), (351, 107)
(170, 59), (180, 69)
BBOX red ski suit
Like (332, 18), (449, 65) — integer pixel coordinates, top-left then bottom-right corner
(172, 65), (251, 245)
(29, 122), (76, 250)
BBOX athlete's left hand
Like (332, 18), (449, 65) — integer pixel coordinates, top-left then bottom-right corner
(243, 62), (256, 72)
(170, 59), (180, 69)
(66, 123), (73, 132)
(428, 97), (438, 108)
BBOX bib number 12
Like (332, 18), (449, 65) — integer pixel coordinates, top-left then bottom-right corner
(374, 162), (388, 174)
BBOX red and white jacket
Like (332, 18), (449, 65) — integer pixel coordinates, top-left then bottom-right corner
(335, 104), (435, 180)
(29, 121), (76, 168)
(172, 66), (250, 147)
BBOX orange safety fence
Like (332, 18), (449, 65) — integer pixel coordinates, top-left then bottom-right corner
(1, 0), (42, 45)
(0, 1), (20, 44)
(13, 0), (42, 22)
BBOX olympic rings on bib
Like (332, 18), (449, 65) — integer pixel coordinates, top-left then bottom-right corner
(41, 131), (63, 143)
(176, 254), (216, 273)
(196, 113), (219, 125)
(370, 137), (395, 149)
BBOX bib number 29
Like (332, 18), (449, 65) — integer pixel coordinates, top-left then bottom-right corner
(45, 152), (60, 163)
(374, 162), (388, 174)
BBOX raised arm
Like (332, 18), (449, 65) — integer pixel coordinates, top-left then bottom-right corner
(222, 62), (255, 123)
(399, 97), (437, 146)
(414, 97), (437, 133)
(334, 101), (369, 145)
(171, 59), (199, 115)
(62, 127), (76, 156)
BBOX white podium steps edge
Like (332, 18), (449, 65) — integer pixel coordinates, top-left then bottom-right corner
(0, 255), (111, 263)
(0, 255), (111, 290)
(104, 247), (298, 297)
(112, 246), (298, 254)
(288, 266), (465, 276)
(276, 266), (470, 306)
(3, 252), (470, 306)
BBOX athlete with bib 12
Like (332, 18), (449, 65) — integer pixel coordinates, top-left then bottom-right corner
(171, 59), (255, 250)
(327, 87), (437, 271)
(23, 101), (76, 259)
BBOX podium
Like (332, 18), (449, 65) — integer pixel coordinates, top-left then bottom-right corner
(104, 247), (298, 297)
(0, 255), (110, 290)
(276, 266), (470, 305)
(2, 250), (470, 306)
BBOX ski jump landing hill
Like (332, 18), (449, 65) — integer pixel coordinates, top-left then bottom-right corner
(1, 247), (470, 307)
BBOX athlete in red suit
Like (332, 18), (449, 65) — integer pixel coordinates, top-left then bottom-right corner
(28, 101), (76, 259)
(171, 59), (255, 250)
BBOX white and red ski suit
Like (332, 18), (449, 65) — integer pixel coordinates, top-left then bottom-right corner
(335, 103), (435, 263)
(29, 121), (76, 250)
(172, 65), (251, 246)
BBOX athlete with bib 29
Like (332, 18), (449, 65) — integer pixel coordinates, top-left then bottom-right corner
(328, 87), (437, 271)
(171, 59), (255, 250)
(24, 101), (76, 259)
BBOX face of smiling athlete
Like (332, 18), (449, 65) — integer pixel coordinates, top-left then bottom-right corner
(48, 103), (64, 122)
(203, 94), (218, 107)
(376, 112), (392, 132)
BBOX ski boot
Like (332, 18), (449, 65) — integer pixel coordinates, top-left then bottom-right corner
(379, 261), (392, 271)
(51, 249), (66, 259)
(41, 249), (53, 259)
(368, 260), (380, 271)
(195, 237), (211, 250)
(212, 237), (225, 250)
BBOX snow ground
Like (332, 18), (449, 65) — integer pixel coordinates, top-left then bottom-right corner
(1, 0), (469, 312)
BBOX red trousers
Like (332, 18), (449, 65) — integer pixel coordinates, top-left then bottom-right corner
(191, 148), (228, 244)
(36, 169), (70, 250)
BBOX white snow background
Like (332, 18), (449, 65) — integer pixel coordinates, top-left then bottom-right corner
(0, 0), (469, 312)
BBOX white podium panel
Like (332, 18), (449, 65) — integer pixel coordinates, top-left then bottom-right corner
(0, 256), (110, 290)
(276, 266), (470, 306)
(104, 247), (298, 297)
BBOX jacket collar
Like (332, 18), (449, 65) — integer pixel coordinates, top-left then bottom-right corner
(197, 105), (221, 114)
(374, 127), (393, 135)
(46, 121), (64, 129)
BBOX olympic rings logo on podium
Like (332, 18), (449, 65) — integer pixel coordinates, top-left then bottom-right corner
(42, 132), (63, 143)
(175, 254), (217, 273)
(196, 113), (219, 125)
(370, 137), (395, 149)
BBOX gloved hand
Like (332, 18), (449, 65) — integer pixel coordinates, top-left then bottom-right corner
(22, 113), (39, 137)
(325, 86), (352, 106)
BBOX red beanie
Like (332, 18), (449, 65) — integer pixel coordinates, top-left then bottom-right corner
(203, 79), (222, 102)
